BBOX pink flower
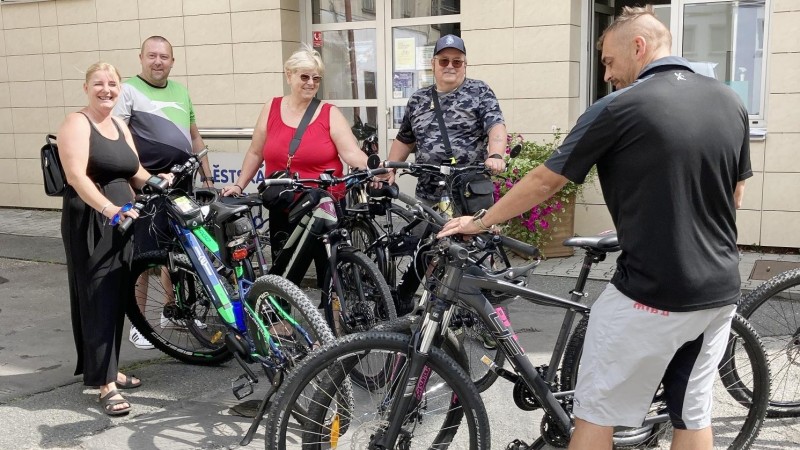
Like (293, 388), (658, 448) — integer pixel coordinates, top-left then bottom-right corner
(539, 220), (549, 230)
(505, 180), (514, 189)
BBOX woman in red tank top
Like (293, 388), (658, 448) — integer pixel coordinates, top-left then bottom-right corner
(221, 44), (369, 284)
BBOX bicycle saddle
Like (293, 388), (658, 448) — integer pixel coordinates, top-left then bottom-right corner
(367, 182), (399, 199)
(219, 195), (263, 208)
(563, 232), (619, 253)
(209, 201), (249, 224)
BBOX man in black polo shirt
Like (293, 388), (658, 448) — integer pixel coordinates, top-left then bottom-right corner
(440, 6), (750, 449)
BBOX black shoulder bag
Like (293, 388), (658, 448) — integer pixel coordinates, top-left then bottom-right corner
(430, 88), (494, 215)
(259, 97), (320, 210)
(41, 134), (67, 196)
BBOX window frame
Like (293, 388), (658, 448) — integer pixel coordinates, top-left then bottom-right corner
(672, 0), (770, 127)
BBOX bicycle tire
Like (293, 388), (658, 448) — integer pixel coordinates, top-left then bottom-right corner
(264, 331), (490, 450)
(325, 247), (397, 334)
(738, 267), (800, 417)
(244, 274), (335, 367)
(561, 314), (768, 449)
(347, 213), (387, 279)
(127, 251), (233, 365)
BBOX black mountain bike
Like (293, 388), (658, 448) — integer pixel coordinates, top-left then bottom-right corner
(256, 166), (397, 337)
(265, 233), (770, 449)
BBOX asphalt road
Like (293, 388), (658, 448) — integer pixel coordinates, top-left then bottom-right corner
(1, 248), (799, 449)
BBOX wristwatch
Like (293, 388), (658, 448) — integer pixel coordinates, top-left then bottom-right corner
(488, 154), (503, 160)
(472, 208), (492, 231)
(200, 175), (212, 182)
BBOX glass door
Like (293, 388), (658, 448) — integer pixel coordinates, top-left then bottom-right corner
(307, 1), (383, 154)
(305, 1), (461, 157)
(384, 1), (460, 153)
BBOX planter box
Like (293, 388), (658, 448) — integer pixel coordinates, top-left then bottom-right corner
(539, 199), (575, 258)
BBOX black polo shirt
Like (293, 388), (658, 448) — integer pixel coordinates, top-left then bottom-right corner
(546, 56), (752, 312)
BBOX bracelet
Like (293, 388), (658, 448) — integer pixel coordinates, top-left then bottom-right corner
(200, 175), (211, 182)
(474, 217), (492, 231)
(233, 184), (243, 192)
(100, 202), (113, 216)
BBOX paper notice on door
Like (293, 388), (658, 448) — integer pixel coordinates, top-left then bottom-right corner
(394, 37), (416, 71)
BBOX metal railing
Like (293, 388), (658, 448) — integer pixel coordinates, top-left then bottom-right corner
(198, 128), (254, 140)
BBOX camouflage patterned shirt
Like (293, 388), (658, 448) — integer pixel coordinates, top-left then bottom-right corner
(395, 78), (505, 200)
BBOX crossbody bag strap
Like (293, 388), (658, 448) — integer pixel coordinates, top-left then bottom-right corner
(287, 97), (321, 170)
(430, 87), (454, 160)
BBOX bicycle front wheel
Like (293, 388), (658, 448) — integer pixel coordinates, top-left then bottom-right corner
(561, 314), (769, 449)
(265, 331), (490, 450)
(126, 251), (233, 365)
(244, 274), (334, 367)
(738, 267), (800, 417)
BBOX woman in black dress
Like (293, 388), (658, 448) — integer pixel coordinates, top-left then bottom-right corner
(58, 62), (173, 416)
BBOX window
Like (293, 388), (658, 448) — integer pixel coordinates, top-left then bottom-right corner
(679, 0), (768, 120)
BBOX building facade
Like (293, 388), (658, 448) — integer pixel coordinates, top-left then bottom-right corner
(0, 0), (797, 247)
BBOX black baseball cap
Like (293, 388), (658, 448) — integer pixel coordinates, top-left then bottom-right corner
(433, 34), (466, 55)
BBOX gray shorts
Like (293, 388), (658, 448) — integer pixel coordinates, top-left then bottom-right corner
(573, 284), (737, 429)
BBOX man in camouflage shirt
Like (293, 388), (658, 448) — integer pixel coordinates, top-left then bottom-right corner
(386, 34), (507, 202)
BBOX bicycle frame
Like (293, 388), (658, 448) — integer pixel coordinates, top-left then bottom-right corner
(162, 200), (313, 366)
(377, 243), (671, 447)
(269, 190), (353, 310)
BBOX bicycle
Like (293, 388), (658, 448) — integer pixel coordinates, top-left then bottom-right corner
(344, 161), (528, 392)
(256, 165), (397, 339)
(264, 232), (770, 449)
(119, 152), (339, 445)
(738, 266), (800, 417)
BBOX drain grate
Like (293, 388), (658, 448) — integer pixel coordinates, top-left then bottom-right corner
(749, 260), (800, 281)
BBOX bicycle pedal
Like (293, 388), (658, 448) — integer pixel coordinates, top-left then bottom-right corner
(231, 373), (255, 400)
(505, 439), (529, 450)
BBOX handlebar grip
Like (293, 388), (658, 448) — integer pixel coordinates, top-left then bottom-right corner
(383, 161), (411, 169)
(117, 217), (134, 233)
(499, 235), (540, 258)
(260, 178), (294, 186)
(368, 167), (389, 176)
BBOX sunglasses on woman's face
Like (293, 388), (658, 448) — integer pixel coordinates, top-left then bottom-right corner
(434, 57), (465, 68)
(299, 74), (322, 84)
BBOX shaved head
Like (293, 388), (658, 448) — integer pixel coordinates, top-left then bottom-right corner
(597, 5), (671, 52)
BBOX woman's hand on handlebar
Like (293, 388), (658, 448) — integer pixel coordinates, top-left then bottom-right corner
(438, 215), (482, 238)
(370, 168), (394, 189)
(157, 172), (175, 186)
(220, 184), (244, 197)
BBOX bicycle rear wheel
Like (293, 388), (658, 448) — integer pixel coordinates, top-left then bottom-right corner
(738, 267), (800, 417)
(325, 247), (396, 334)
(561, 314), (769, 449)
(126, 251), (233, 365)
(264, 331), (490, 450)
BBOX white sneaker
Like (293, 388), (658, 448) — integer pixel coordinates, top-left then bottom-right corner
(129, 326), (155, 350)
(160, 312), (208, 330)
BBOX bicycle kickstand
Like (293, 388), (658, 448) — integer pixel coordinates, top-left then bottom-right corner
(240, 371), (284, 446)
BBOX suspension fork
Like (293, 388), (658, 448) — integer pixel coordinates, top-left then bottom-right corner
(373, 298), (448, 448)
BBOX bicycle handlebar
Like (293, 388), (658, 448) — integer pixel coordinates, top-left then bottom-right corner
(259, 167), (390, 189)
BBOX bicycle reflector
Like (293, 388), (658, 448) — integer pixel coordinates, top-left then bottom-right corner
(231, 246), (249, 261)
(110, 202), (133, 226)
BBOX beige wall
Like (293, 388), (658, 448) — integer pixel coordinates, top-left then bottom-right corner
(0, 0), (300, 208)
(3, 0), (800, 248)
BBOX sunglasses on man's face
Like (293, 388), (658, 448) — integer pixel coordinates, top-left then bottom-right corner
(434, 58), (465, 68)
(299, 74), (322, 84)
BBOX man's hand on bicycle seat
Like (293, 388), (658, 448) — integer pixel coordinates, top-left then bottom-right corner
(438, 215), (482, 237)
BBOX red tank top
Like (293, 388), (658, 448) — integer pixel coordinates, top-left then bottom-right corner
(262, 97), (345, 199)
